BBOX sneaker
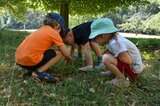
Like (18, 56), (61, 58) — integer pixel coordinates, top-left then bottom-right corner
(105, 78), (130, 87)
(78, 65), (93, 71)
(94, 63), (105, 70)
(100, 71), (113, 77)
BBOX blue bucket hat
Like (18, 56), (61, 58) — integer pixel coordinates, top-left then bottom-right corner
(89, 18), (118, 39)
(45, 12), (65, 36)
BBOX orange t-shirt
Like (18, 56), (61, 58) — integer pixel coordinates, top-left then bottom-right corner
(15, 26), (64, 66)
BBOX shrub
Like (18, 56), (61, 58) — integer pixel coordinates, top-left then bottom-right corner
(142, 12), (160, 35)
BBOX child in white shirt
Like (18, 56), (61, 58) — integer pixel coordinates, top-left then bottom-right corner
(89, 18), (144, 87)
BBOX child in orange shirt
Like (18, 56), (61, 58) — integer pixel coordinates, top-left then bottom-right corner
(15, 12), (72, 83)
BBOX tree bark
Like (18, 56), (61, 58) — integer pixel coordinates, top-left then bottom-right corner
(60, 0), (69, 28)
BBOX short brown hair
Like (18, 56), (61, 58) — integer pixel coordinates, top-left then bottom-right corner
(43, 17), (58, 28)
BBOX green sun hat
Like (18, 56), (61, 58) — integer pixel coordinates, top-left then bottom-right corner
(89, 18), (119, 39)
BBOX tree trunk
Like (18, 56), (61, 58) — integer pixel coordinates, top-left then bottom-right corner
(60, 0), (69, 28)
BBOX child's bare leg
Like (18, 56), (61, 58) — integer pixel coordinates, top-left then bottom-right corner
(77, 45), (83, 59)
(32, 50), (63, 76)
(84, 42), (93, 65)
(78, 42), (93, 71)
(90, 41), (104, 69)
(90, 41), (101, 57)
(103, 54), (125, 79)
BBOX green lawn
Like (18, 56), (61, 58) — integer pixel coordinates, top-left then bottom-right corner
(0, 29), (160, 106)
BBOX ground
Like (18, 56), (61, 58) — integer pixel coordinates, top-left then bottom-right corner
(0, 30), (160, 105)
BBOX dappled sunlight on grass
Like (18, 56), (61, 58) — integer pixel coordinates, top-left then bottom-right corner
(141, 51), (154, 60)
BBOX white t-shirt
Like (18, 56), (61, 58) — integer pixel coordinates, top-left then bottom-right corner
(108, 34), (144, 73)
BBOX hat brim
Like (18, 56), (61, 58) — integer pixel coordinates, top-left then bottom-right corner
(89, 27), (119, 39)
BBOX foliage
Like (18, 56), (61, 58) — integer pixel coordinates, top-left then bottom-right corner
(120, 12), (160, 35)
(128, 38), (160, 49)
(119, 13), (146, 33)
(69, 15), (100, 28)
(142, 13), (160, 35)
(27, 0), (148, 15)
(0, 11), (99, 29)
(0, 30), (160, 106)
(0, 10), (45, 29)
(0, 0), (29, 20)
(0, 0), (149, 27)
(0, 0), (159, 34)
(115, 1), (160, 35)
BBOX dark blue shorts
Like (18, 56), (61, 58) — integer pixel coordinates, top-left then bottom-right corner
(18, 49), (56, 71)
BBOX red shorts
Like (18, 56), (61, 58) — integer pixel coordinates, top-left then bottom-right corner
(117, 59), (138, 79)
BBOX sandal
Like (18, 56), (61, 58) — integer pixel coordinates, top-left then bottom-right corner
(33, 70), (58, 83)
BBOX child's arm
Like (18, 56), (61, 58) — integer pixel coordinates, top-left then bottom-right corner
(70, 45), (76, 57)
(58, 45), (72, 62)
(118, 51), (132, 65)
(77, 45), (83, 58)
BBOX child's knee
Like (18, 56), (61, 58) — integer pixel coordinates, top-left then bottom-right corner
(102, 54), (112, 64)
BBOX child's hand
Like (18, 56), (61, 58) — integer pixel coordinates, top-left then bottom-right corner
(65, 57), (73, 64)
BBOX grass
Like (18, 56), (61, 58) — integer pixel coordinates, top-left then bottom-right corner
(0, 29), (160, 106)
